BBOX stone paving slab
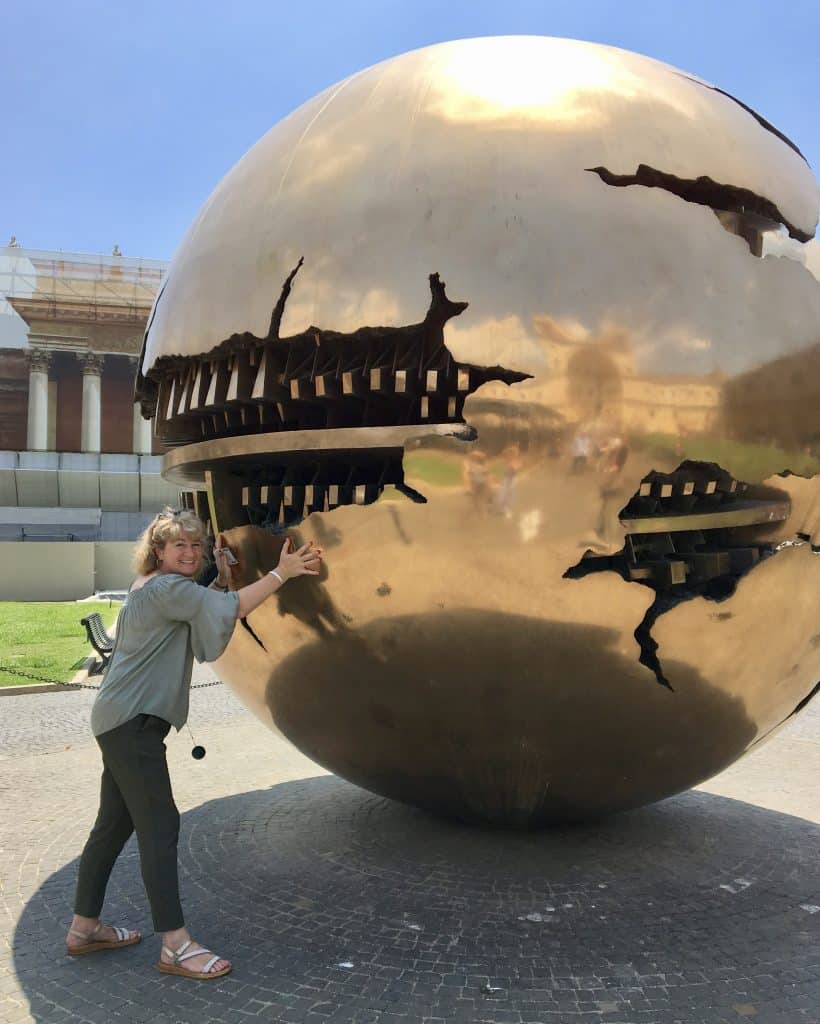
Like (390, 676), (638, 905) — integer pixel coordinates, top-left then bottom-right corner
(1, 667), (818, 1024)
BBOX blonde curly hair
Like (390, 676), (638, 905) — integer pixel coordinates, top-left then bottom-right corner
(132, 507), (211, 577)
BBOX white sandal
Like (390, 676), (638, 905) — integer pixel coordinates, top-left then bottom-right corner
(67, 922), (140, 956)
(158, 938), (231, 980)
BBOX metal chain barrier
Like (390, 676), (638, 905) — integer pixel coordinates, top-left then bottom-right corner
(0, 665), (223, 692)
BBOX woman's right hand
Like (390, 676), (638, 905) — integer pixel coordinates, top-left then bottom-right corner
(276, 537), (323, 581)
(212, 534), (235, 589)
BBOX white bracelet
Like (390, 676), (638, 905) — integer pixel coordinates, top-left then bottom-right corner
(269, 569), (285, 585)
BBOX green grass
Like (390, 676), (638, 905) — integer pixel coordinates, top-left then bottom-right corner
(402, 450), (524, 490)
(0, 601), (121, 687)
(635, 433), (820, 482)
(403, 451), (465, 488)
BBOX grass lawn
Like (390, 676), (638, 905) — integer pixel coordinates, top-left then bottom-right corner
(403, 451), (464, 488)
(0, 601), (121, 687)
(403, 450), (511, 489)
(636, 433), (820, 481)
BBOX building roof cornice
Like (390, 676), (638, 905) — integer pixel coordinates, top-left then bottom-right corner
(9, 295), (155, 327)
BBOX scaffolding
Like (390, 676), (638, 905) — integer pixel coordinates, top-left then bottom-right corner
(0, 245), (168, 327)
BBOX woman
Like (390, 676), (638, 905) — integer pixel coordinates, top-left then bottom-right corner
(65, 507), (321, 979)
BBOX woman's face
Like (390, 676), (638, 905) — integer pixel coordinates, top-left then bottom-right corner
(156, 534), (203, 577)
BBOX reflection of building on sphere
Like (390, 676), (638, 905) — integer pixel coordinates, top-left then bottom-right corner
(141, 37), (820, 825)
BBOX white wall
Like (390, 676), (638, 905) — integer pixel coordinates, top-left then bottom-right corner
(94, 542), (134, 592)
(0, 542), (135, 599)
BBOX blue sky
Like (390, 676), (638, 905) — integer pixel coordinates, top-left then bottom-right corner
(2, 0), (818, 258)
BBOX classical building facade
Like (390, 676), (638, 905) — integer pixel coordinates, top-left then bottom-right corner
(0, 243), (178, 540)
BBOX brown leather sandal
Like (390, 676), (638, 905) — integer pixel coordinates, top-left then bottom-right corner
(158, 939), (232, 980)
(66, 922), (140, 955)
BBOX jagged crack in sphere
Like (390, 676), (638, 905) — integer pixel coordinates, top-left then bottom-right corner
(141, 36), (820, 825)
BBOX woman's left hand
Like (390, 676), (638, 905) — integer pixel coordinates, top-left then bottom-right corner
(276, 538), (323, 580)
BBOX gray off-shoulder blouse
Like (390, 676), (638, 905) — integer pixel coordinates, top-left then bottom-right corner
(90, 573), (239, 737)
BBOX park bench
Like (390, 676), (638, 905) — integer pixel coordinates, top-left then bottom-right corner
(80, 613), (115, 673)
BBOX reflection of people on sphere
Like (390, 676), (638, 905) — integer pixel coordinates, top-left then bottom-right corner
(593, 434), (630, 549)
(464, 449), (494, 513)
(494, 443), (523, 519)
(570, 429), (593, 473)
(597, 434), (628, 484)
(67, 507), (321, 979)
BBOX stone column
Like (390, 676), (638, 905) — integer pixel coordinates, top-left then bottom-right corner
(78, 352), (104, 453)
(132, 401), (153, 454)
(128, 355), (153, 454)
(25, 348), (51, 451)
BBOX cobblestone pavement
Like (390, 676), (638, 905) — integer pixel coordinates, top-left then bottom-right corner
(1, 667), (818, 1024)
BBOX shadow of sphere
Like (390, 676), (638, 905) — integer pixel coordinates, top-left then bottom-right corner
(264, 610), (758, 824)
(14, 780), (820, 1023)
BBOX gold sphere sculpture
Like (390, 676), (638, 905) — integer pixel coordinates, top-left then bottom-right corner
(139, 37), (820, 825)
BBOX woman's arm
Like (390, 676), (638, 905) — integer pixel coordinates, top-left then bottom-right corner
(214, 537), (322, 619)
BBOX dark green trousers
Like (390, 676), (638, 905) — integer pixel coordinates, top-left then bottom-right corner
(74, 714), (184, 932)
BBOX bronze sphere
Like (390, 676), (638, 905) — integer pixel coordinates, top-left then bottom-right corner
(139, 37), (820, 825)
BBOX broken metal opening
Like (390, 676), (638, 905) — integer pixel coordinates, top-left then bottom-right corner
(138, 265), (528, 444)
(790, 680), (820, 718)
(160, 267), (528, 526)
(676, 73), (807, 163)
(238, 449), (425, 530)
(587, 164), (812, 252)
(239, 616), (267, 651)
(564, 460), (791, 689)
(743, 678), (820, 755)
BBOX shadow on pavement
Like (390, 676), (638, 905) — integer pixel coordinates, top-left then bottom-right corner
(13, 777), (820, 1023)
